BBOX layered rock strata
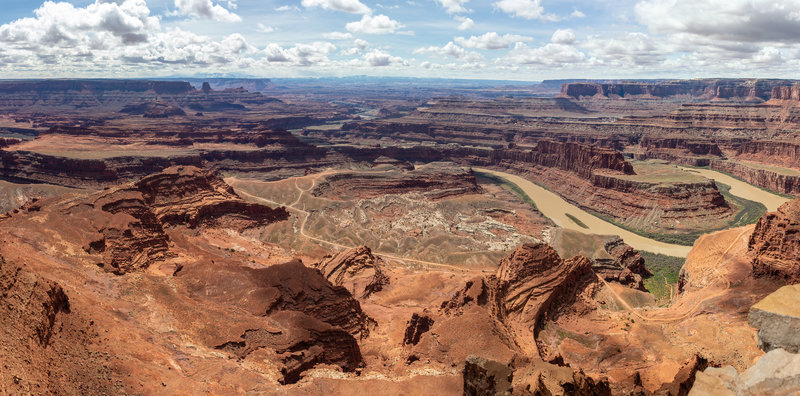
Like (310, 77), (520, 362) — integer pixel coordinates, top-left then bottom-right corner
(749, 199), (800, 282)
(72, 165), (288, 274)
(314, 245), (389, 299)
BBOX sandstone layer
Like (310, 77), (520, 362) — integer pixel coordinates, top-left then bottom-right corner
(749, 199), (800, 282)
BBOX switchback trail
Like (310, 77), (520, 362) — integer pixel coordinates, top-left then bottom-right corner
(230, 173), (484, 273)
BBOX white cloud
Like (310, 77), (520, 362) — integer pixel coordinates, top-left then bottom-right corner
(275, 5), (300, 12)
(635, 0), (800, 43)
(455, 16), (474, 30)
(551, 29), (576, 45)
(256, 24), (276, 33)
(263, 41), (336, 66)
(173, 0), (241, 22)
(302, 0), (371, 14)
(414, 42), (483, 62)
(363, 49), (407, 66)
(346, 14), (405, 34)
(0, 0), (159, 47)
(341, 38), (369, 55)
(581, 32), (663, 66)
(323, 31), (354, 40)
(435, 0), (469, 14)
(454, 32), (533, 50)
(571, 9), (585, 18)
(492, 0), (558, 21)
(501, 42), (587, 66)
(0, 0), (259, 73)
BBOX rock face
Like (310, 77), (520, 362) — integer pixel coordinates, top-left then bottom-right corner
(120, 102), (187, 118)
(402, 313), (435, 346)
(561, 79), (796, 101)
(0, 79), (276, 110)
(493, 243), (596, 333)
(771, 84), (800, 101)
(462, 356), (612, 396)
(749, 199), (800, 282)
(710, 159), (800, 195)
(497, 140), (634, 178)
(0, 254), (115, 394)
(748, 284), (800, 353)
(596, 237), (649, 290)
(314, 246), (389, 299)
(183, 258), (370, 383)
(441, 243), (598, 352)
(691, 349), (800, 395)
(76, 166), (288, 274)
(311, 162), (483, 200)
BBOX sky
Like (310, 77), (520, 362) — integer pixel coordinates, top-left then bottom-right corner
(1, 0), (800, 81)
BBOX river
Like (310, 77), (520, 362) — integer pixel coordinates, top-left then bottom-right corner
(475, 167), (791, 258)
(679, 167), (789, 212)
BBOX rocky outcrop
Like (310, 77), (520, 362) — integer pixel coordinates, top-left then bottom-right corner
(120, 102), (186, 118)
(462, 356), (612, 396)
(134, 166), (289, 230)
(0, 79), (277, 110)
(771, 84), (800, 101)
(462, 356), (514, 395)
(402, 313), (434, 346)
(494, 244), (597, 334)
(655, 355), (709, 396)
(311, 162), (483, 200)
(561, 79), (795, 101)
(639, 137), (723, 165)
(710, 159), (800, 195)
(749, 199), (800, 282)
(191, 259), (372, 338)
(442, 243), (598, 343)
(595, 237), (649, 290)
(0, 254), (114, 394)
(492, 141), (634, 179)
(217, 310), (363, 385)
(73, 166), (288, 274)
(730, 141), (800, 168)
(691, 349), (800, 395)
(748, 284), (800, 353)
(314, 246), (389, 299)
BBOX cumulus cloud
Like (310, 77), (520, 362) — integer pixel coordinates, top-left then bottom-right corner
(346, 14), (405, 34)
(435, 0), (469, 14)
(581, 32), (663, 66)
(302, 0), (371, 14)
(454, 16), (474, 30)
(492, 0), (558, 21)
(414, 42), (483, 62)
(0, 0), (159, 47)
(341, 38), (369, 55)
(501, 42), (586, 66)
(454, 32), (533, 50)
(0, 0), (258, 73)
(363, 49), (407, 66)
(551, 29), (576, 45)
(635, 0), (800, 43)
(173, 0), (241, 22)
(263, 41), (336, 66)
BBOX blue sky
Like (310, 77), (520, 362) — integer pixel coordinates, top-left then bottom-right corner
(1, 0), (799, 80)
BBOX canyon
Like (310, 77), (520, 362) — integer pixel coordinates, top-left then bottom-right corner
(1, 77), (800, 394)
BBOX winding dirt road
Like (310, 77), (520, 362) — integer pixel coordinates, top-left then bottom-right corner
(230, 173), (479, 273)
(231, 168), (760, 322)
